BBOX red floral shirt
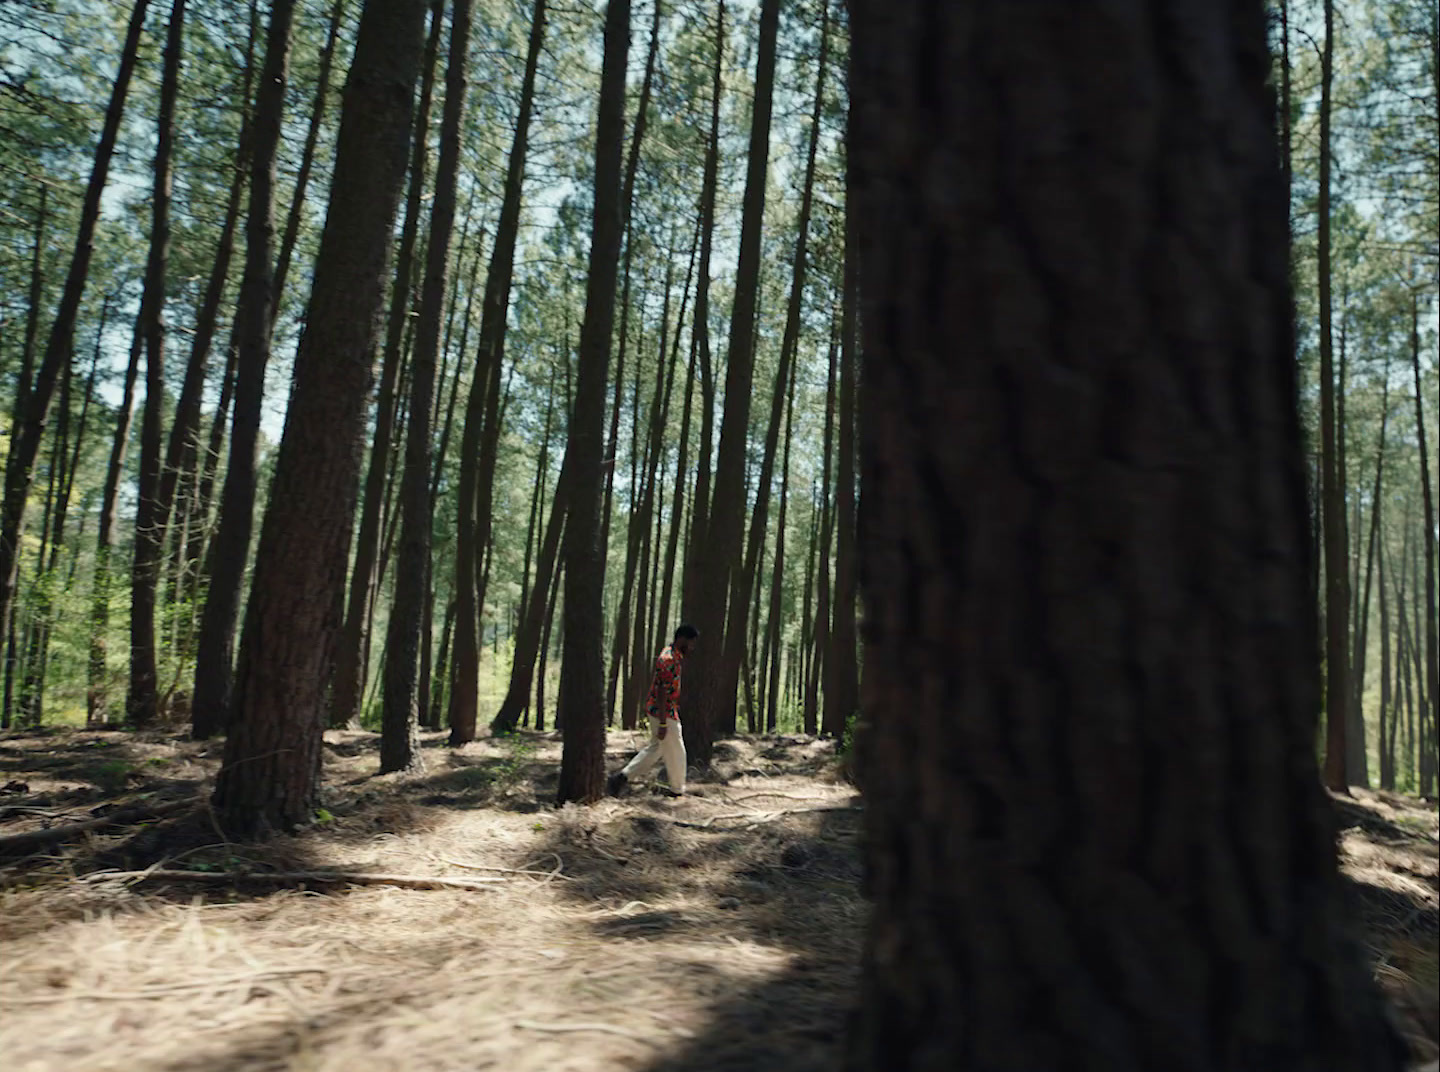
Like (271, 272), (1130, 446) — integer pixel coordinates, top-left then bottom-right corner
(646, 645), (684, 721)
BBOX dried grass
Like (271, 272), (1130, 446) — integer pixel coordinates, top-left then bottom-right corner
(0, 732), (1434, 1071)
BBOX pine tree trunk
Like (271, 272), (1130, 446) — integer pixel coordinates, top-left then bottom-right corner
(212, 0), (430, 836)
(1410, 292), (1438, 797)
(683, 0), (778, 766)
(845, 2), (1405, 1066)
(654, 331), (697, 680)
(12, 184), (47, 437)
(382, 0), (472, 775)
(535, 557), (562, 732)
(447, 0), (548, 745)
(1379, 530), (1394, 790)
(0, 0), (151, 701)
(127, 0), (187, 727)
(556, 0), (630, 805)
(828, 162), (860, 741)
(332, 0), (444, 730)
(680, 0), (724, 625)
(1353, 359), (1389, 783)
(763, 350), (797, 734)
(191, 0), (299, 740)
(721, 3), (829, 739)
(272, 0), (346, 306)
(810, 333), (837, 736)
(1317, 0), (1350, 792)
(88, 310), (144, 724)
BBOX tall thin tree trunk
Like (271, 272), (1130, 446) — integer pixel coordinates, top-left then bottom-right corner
(721, 2), (830, 736)
(845, 2), (1405, 1064)
(213, 0), (431, 835)
(828, 158), (860, 740)
(683, 0), (779, 766)
(1410, 292), (1438, 796)
(127, 0), (188, 727)
(0, 0), (152, 701)
(1317, 0), (1349, 792)
(556, 0), (630, 805)
(332, 0), (444, 730)
(680, 0), (725, 622)
(89, 310), (144, 724)
(447, 0), (548, 745)
(809, 332), (837, 735)
(12, 184), (48, 437)
(763, 352), (797, 734)
(1353, 358), (1390, 783)
(1379, 528), (1394, 790)
(535, 557), (562, 732)
(382, 0), (472, 775)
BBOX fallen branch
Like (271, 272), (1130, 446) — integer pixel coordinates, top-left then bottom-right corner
(660, 805), (861, 831)
(0, 967), (329, 1005)
(515, 1019), (659, 1046)
(77, 868), (506, 892)
(441, 853), (568, 881)
(0, 799), (194, 858)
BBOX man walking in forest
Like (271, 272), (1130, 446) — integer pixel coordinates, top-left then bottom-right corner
(607, 625), (699, 797)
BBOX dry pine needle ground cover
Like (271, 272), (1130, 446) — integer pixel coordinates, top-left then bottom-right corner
(0, 726), (1435, 1072)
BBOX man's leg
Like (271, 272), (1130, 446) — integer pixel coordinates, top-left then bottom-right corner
(621, 716), (664, 780)
(660, 719), (686, 794)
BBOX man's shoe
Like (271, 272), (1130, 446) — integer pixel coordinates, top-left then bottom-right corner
(606, 771), (629, 797)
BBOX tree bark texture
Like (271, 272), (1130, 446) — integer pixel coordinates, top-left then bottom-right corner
(556, 0), (630, 805)
(382, 0), (473, 774)
(845, 1), (1405, 1068)
(213, 0), (430, 835)
(191, 0), (299, 740)
(127, 0), (187, 727)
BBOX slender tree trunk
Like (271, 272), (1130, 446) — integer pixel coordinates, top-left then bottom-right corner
(828, 157), (860, 740)
(447, 0), (548, 745)
(845, 2), (1405, 1065)
(683, 0), (779, 766)
(556, 0), (630, 804)
(809, 333), (837, 735)
(88, 310), (144, 724)
(127, 0), (187, 727)
(0, 0), (151, 703)
(1410, 292), (1438, 796)
(655, 331), (697, 679)
(1317, 0), (1350, 792)
(191, 0), (299, 740)
(535, 557), (562, 732)
(271, 0), (346, 307)
(1336, 317), (1365, 786)
(332, 0), (444, 730)
(763, 352), (797, 734)
(213, 0), (431, 835)
(721, 3), (829, 737)
(382, 0), (472, 774)
(1353, 358), (1389, 784)
(1379, 528), (1394, 790)
(12, 184), (48, 437)
(680, 0), (725, 622)
(798, 482), (818, 725)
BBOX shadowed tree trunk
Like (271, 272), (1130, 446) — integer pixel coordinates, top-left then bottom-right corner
(679, 0), (724, 626)
(11, 184), (48, 440)
(809, 332), (837, 735)
(1353, 357), (1389, 781)
(762, 348), (797, 733)
(683, 0), (778, 766)
(212, 0), (430, 835)
(1316, 0), (1349, 792)
(127, 0), (187, 727)
(0, 0), (151, 703)
(845, 1), (1406, 1067)
(191, 0), (299, 740)
(1379, 528), (1394, 790)
(331, 0), (443, 730)
(89, 311), (144, 724)
(1411, 291), (1438, 797)
(828, 166), (860, 741)
(382, 0), (473, 774)
(556, 0), (630, 805)
(447, 0), (548, 745)
(722, 2), (829, 737)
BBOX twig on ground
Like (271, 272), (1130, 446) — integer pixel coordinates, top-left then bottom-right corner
(658, 805), (861, 831)
(75, 869), (507, 892)
(441, 853), (568, 881)
(515, 1019), (660, 1046)
(0, 967), (330, 1004)
(0, 799), (194, 858)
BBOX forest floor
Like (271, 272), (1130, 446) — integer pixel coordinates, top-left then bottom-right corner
(0, 726), (1436, 1072)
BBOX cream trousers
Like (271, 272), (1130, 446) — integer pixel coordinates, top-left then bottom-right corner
(620, 715), (686, 792)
